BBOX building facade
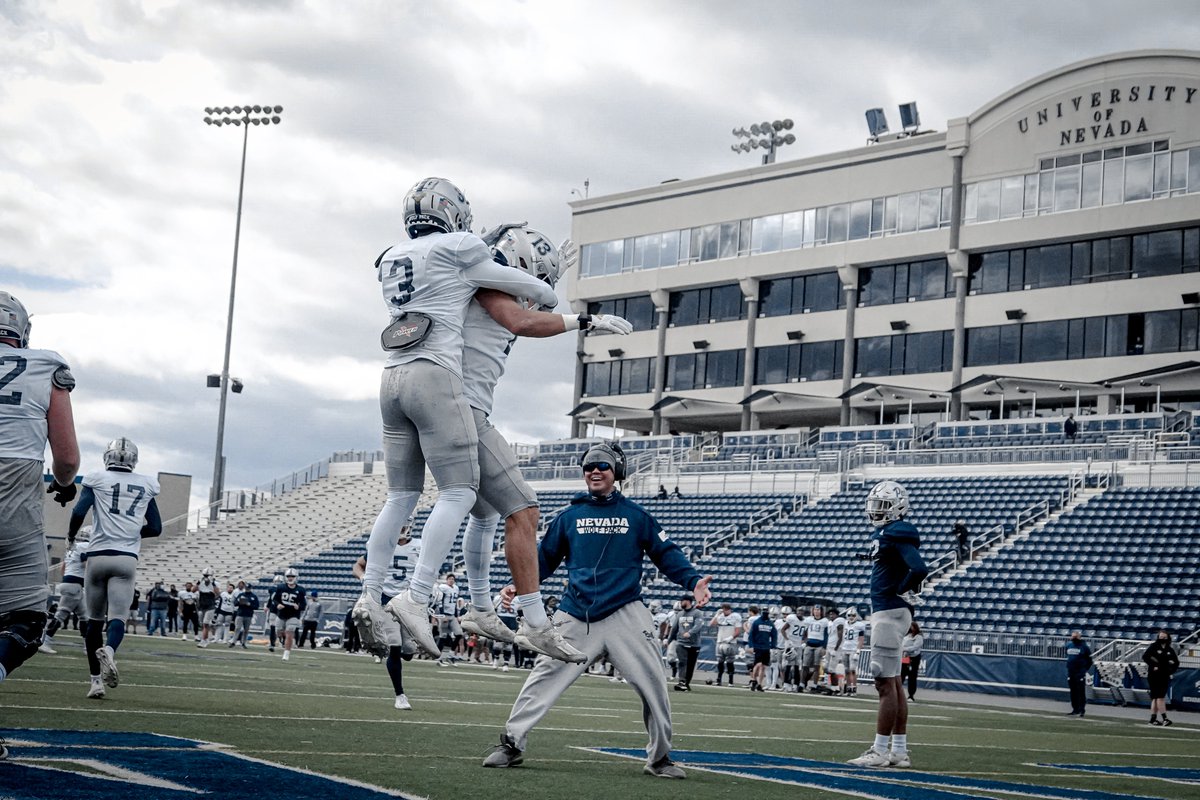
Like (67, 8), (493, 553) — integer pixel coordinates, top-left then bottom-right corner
(566, 50), (1200, 437)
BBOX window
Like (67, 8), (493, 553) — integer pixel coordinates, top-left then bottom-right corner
(588, 295), (656, 334)
(1133, 230), (1183, 277)
(758, 271), (843, 317)
(855, 336), (891, 378)
(759, 277), (793, 318)
(703, 350), (744, 388)
(1021, 320), (1069, 363)
(668, 290), (700, 327)
(667, 354), (696, 391)
(755, 345), (790, 384)
(752, 215), (782, 254)
(804, 271), (842, 312)
(708, 284), (744, 322)
(1144, 310), (1180, 354)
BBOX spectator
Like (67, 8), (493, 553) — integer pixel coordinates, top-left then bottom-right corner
(1065, 630), (1093, 717)
(299, 591), (323, 649)
(178, 582), (199, 640)
(146, 581), (170, 637)
(747, 606), (777, 692)
(342, 606), (362, 654)
(127, 588), (141, 634)
(481, 444), (712, 778)
(1064, 413), (1078, 442)
(166, 585), (179, 634)
(656, 484), (668, 500)
(231, 583), (259, 649)
(670, 486), (684, 499)
(951, 520), (970, 562)
(1143, 630), (1179, 726)
(901, 621), (924, 701)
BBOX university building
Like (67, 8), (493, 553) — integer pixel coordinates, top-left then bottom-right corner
(565, 50), (1200, 438)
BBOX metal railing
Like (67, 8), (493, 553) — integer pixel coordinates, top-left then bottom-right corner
(699, 500), (800, 558)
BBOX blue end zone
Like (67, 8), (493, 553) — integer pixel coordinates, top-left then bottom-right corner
(592, 748), (1158, 800)
(1042, 763), (1200, 785)
(0, 728), (413, 800)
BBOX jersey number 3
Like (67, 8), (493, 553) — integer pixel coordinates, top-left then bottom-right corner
(388, 257), (415, 308)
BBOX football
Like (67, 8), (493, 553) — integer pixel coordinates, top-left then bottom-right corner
(705, 678), (713, 685)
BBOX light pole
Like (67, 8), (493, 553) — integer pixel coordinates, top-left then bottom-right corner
(731, 119), (795, 165)
(203, 104), (283, 518)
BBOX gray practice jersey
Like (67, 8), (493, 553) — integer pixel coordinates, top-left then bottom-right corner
(0, 347), (74, 461)
(461, 298), (518, 415)
(83, 469), (161, 556)
(377, 232), (556, 376)
(61, 541), (86, 580)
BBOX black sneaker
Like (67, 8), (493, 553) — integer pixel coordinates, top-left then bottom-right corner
(673, 683), (689, 692)
(483, 735), (523, 768)
(1162, 717), (1173, 727)
(644, 756), (686, 779)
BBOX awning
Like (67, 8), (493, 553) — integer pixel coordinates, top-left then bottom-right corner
(1101, 360), (1200, 389)
(840, 381), (953, 404)
(950, 374), (1104, 403)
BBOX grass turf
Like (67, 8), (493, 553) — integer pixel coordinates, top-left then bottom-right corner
(2, 633), (1196, 799)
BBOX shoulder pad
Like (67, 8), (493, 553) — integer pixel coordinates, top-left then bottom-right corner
(52, 365), (76, 391)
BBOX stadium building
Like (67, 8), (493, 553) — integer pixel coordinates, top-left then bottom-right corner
(566, 50), (1200, 439)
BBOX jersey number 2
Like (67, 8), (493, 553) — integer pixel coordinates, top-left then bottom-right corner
(109, 484), (146, 517)
(0, 355), (27, 406)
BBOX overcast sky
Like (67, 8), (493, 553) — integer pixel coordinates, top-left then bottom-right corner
(3, 0), (1196, 513)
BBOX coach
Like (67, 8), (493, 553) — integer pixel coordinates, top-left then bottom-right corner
(482, 442), (712, 779)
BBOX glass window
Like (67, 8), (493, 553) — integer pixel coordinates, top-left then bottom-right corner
(855, 336), (890, 378)
(698, 224), (720, 261)
(1021, 320), (1068, 363)
(1182, 308), (1199, 352)
(1190, 147), (1200, 193)
(719, 221), (739, 259)
(1081, 162), (1102, 208)
(626, 296), (656, 330)
(1008, 250), (1025, 291)
(963, 183), (978, 222)
(813, 207), (828, 244)
(940, 187), (953, 224)
(998, 325), (1020, 364)
(801, 340), (838, 381)
(1023, 173), (1039, 213)
(977, 180), (1000, 221)
(1185, 228), (1199, 271)
(913, 259), (947, 300)
(620, 358), (649, 394)
(1102, 158), (1124, 205)
(669, 290), (700, 327)
(605, 239), (624, 275)
(905, 331), (947, 374)
(755, 345), (789, 384)
(1083, 316), (1106, 358)
(1053, 165), (1081, 212)
(1028, 243), (1070, 288)
(826, 204), (848, 243)
(1071, 242), (1091, 284)
(1153, 152), (1171, 195)
(1105, 314), (1128, 357)
(1124, 154), (1153, 201)
(739, 219), (753, 255)
(918, 189), (940, 230)
(898, 192), (920, 232)
(585, 361), (611, 397)
(1067, 318), (1085, 360)
(752, 215), (782, 254)
(760, 278), (792, 318)
(581, 244), (600, 277)
(709, 284), (743, 322)
(979, 251), (1009, 294)
(849, 199), (871, 240)
(884, 196), (898, 232)
(967, 326), (998, 367)
(640, 235), (660, 270)
(859, 266), (893, 307)
(622, 238), (635, 271)
(805, 271), (841, 312)
(668, 354), (696, 392)
(1132, 230), (1182, 277)
(1000, 176), (1024, 219)
(870, 198), (886, 235)
(893, 263), (909, 302)
(705, 350), (743, 388)
(1145, 310), (1180, 354)
(1038, 169), (1054, 211)
(781, 211), (804, 250)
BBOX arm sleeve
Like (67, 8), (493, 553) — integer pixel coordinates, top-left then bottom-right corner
(895, 541), (930, 594)
(140, 498), (162, 538)
(461, 254), (559, 309)
(537, 517), (569, 582)
(643, 514), (701, 592)
(68, 485), (95, 537)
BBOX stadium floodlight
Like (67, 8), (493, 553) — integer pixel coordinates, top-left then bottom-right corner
(203, 102), (284, 519)
(731, 116), (796, 164)
(899, 102), (920, 131)
(865, 108), (889, 140)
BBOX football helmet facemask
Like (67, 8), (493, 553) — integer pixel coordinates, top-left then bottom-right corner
(284, 567), (298, 584)
(865, 480), (909, 526)
(403, 177), (472, 238)
(103, 437), (138, 471)
(0, 292), (31, 348)
(491, 225), (564, 295)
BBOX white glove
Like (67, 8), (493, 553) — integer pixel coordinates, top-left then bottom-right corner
(591, 314), (633, 335)
(557, 238), (579, 272)
(900, 591), (923, 607)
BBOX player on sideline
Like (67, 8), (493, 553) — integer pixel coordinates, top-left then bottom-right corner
(847, 481), (928, 768)
(195, 567), (219, 647)
(352, 514), (419, 710)
(353, 178), (562, 661)
(839, 606), (866, 696)
(40, 527), (90, 654)
(0, 291), (80, 690)
(709, 603), (742, 686)
(68, 437), (161, 697)
(482, 442), (712, 779)
(453, 224), (631, 660)
(271, 568), (306, 661)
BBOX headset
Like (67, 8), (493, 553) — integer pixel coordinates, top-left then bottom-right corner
(579, 440), (627, 481)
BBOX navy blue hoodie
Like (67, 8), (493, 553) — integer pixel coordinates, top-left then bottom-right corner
(868, 519), (929, 613)
(539, 490), (701, 624)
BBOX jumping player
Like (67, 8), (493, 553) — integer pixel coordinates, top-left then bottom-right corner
(847, 480), (929, 769)
(0, 291), (79, 688)
(69, 437), (161, 697)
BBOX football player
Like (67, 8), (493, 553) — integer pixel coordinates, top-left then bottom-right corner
(177, 581), (198, 640)
(271, 568), (306, 661)
(265, 572), (283, 651)
(799, 604), (829, 692)
(355, 178), (561, 663)
(432, 573), (462, 665)
(68, 437), (161, 697)
(195, 567), (218, 647)
(215, 583), (237, 644)
(0, 291), (79, 686)
(709, 603), (742, 686)
(781, 605), (801, 691)
(231, 582), (259, 649)
(454, 224), (631, 664)
(826, 607), (847, 693)
(352, 519), (419, 710)
(840, 606), (867, 696)
(40, 526), (90, 654)
(768, 605), (787, 690)
(847, 480), (929, 769)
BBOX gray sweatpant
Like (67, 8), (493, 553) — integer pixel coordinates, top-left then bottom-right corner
(504, 601), (672, 765)
(85, 553), (137, 622)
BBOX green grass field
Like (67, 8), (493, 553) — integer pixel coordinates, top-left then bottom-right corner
(1, 633), (1196, 800)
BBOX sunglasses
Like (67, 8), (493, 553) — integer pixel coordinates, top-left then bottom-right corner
(582, 462), (613, 473)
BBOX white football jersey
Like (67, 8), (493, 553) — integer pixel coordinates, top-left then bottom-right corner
(829, 615), (847, 649)
(433, 581), (460, 616)
(0, 347), (72, 461)
(461, 298), (519, 415)
(712, 611), (742, 643)
(381, 539), (421, 598)
(82, 468), (161, 556)
(218, 590), (237, 614)
(784, 613), (804, 644)
(842, 620), (867, 653)
(802, 615), (830, 646)
(61, 541), (86, 580)
(652, 609), (672, 634)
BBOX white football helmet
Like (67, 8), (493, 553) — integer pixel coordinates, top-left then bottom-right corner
(769, 605), (781, 619)
(0, 292), (31, 348)
(865, 480), (909, 526)
(845, 606), (859, 620)
(403, 177), (472, 238)
(74, 525), (93, 544)
(103, 437), (139, 471)
(780, 605), (793, 616)
(273, 573), (284, 585)
(649, 600), (662, 613)
(492, 226), (564, 293)
(285, 567), (298, 584)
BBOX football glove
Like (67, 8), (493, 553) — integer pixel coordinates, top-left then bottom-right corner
(557, 238), (579, 272)
(47, 479), (77, 507)
(900, 591), (924, 607)
(591, 314), (633, 335)
(481, 221), (527, 248)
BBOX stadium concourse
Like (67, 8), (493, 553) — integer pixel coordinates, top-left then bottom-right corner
(118, 413), (1200, 714)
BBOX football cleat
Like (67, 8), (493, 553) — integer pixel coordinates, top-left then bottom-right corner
(643, 757), (686, 779)
(482, 735), (523, 768)
(460, 608), (516, 644)
(87, 680), (106, 700)
(394, 694), (412, 711)
(385, 590), (441, 657)
(352, 594), (394, 658)
(282, 650), (290, 661)
(96, 647), (119, 688)
(38, 641), (56, 654)
(847, 748), (891, 768)
(515, 620), (586, 664)
(888, 750), (911, 768)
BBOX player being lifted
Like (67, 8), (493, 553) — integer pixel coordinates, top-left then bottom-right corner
(353, 178), (566, 661)
(0, 292), (80, 697)
(68, 437), (161, 698)
(847, 480), (928, 769)
(452, 224), (631, 659)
